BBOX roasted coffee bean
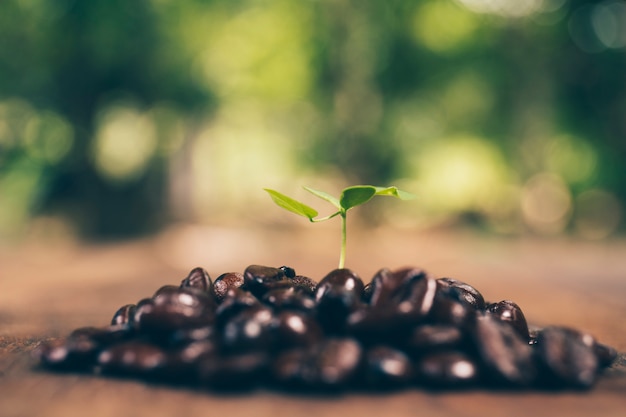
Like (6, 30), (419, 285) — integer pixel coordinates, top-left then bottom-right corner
(392, 272), (438, 324)
(471, 313), (535, 386)
(213, 272), (245, 302)
(274, 310), (323, 348)
(262, 288), (316, 313)
(69, 325), (132, 346)
(315, 269), (365, 333)
(363, 346), (414, 389)
(272, 338), (363, 390)
(486, 300), (530, 341)
(279, 265), (296, 278)
(197, 351), (269, 390)
(290, 275), (318, 296)
(243, 264), (292, 297)
(346, 307), (407, 346)
(362, 282), (373, 304)
(180, 266), (212, 293)
(98, 341), (168, 376)
(111, 304), (136, 326)
(535, 326), (600, 388)
(405, 324), (464, 355)
(437, 278), (485, 310)
(169, 325), (214, 346)
(367, 267), (428, 308)
(34, 337), (99, 371)
(594, 342), (618, 368)
(416, 351), (479, 388)
(167, 339), (219, 382)
(219, 305), (275, 353)
(215, 288), (262, 326)
(429, 286), (473, 328)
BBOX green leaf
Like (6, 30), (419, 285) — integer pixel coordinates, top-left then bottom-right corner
(264, 189), (318, 220)
(304, 186), (341, 209)
(340, 185), (377, 211)
(374, 186), (416, 200)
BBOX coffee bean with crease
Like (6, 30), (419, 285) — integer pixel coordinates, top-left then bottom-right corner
(534, 326), (600, 388)
(167, 339), (219, 382)
(471, 313), (535, 386)
(392, 272), (438, 325)
(416, 351), (479, 388)
(180, 266), (212, 294)
(243, 265), (292, 298)
(219, 305), (275, 353)
(215, 288), (262, 327)
(213, 272), (245, 302)
(315, 269), (365, 334)
(346, 306), (407, 346)
(111, 304), (136, 326)
(363, 346), (414, 389)
(437, 278), (485, 311)
(34, 336), (99, 371)
(98, 341), (168, 376)
(486, 300), (530, 341)
(429, 286), (473, 328)
(273, 310), (323, 348)
(368, 267), (428, 308)
(262, 288), (316, 313)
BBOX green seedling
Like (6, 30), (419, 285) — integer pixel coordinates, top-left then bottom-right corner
(264, 185), (415, 269)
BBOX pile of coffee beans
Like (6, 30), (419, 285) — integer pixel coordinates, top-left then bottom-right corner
(34, 265), (618, 392)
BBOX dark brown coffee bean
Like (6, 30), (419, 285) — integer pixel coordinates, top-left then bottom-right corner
(98, 341), (168, 376)
(315, 269), (365, 333)
(416, 351), (479, 388)
(363, 346), (414, 388)
(429, 286), (473, 328)
(34, 337), (99, 371)
(213, 272), (245, 302)
(437, 278), (485, 310)
(197, 351), (269, 390)
(406, 324), (464, 354)
(274, 310), (323, 348)
(219, 305), (275, 353)
(243, 264), (291, 297)
(392, 272), (438, 324)
(262, 288), (316, 313)
(290, 275), (318, 296)
(180, 266), (212, 294)
(367, 267), (428, 308)
(486, 300), (530, 341)
(215, 288), (261, 326)
(166, 339), (219, 382)
(111, 304), (136, 326)
(535, 326), (600, 388)
(346, 306), (407, 346)
(471, 313), (535, 386)
(69, 325), (132, 347)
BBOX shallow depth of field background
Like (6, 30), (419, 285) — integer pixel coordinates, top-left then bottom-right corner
(1, 0), (626, 245)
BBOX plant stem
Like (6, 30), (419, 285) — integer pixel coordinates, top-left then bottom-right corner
(339, 211), (347, 269)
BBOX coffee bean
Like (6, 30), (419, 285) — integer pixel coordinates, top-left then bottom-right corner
(367, 267), (428, 308)
(416, 351), (479, 388)
(315, 269), (364, 333)
(219, 305), (275, 353)
(69, 325), (132, 346)
(486, 300), (530, 341)
(244, 265), (291, 297)
(393, 273), (438, 324)
(594, 342), (617, 368)
(274, 310), (323, 348)
(471, 313), (535, 386)
(429, 286), (473, 328)
(98, 342), (168, 376)
(346, 306), (407, 346)
(180, 267), (212, 294)
(34, 337), (98, 371)
(363, 346), (414, 389)
(262, 288), (316, 313)
(215, 288), (262, 326)
(111, 304), (136, 326)
(198, 351), (269, 390)
(213, 272), (245, 302)
(405, 324), (465, 354)
(279, 265), (296, 278)
(437, 278), (485, 310)
(535, 326), (600, 388)
(290, 275), (318, 296)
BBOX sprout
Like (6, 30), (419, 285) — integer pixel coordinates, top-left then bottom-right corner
(264, 185), (414, 269)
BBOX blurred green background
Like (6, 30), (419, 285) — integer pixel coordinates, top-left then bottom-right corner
(1, 0), (625, 242)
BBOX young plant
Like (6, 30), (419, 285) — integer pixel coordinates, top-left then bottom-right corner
(264, 185), (414, 269)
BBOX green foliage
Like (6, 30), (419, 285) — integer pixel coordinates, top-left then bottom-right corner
(265, 185), (414, 268)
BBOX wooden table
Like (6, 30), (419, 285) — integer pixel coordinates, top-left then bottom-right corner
(2, 225), (625, 417)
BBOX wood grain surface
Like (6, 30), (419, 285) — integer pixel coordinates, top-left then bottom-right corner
(2, 225), (625, 417)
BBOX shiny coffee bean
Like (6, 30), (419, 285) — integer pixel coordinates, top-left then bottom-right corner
(471, 313), (535, 386)
(213, 272), (245, 302)
(98, 341), (168, 376)
(262, 288), (316, 313)
(219, 305), (275, 353)
(69, 325), (132, 346)
(486, 300), (530, 341)
(416, 351), (479, 388)
(34, 337), (99, 371)
(167, 339), (219, 381)
(215, 288), (262, 326)
(429, 286), (473, 328)
(367, 267), (428, 308)
(363, 346), (414, 389)
(243, 264), (291, 297)
(197, 351), (269, 390)
(392, 272), (438, 324)
(274, 310), (323, 348)
(405, 324), (464, 355)
(346, 307), (407, 346)
(535, 326), (600, 388)
(180, 266), (212, 294)
(111, 304), (136, 326)
(315, 269), (365, 333)
(437, 278), (485, 310)
(279, 265), (296, 278)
